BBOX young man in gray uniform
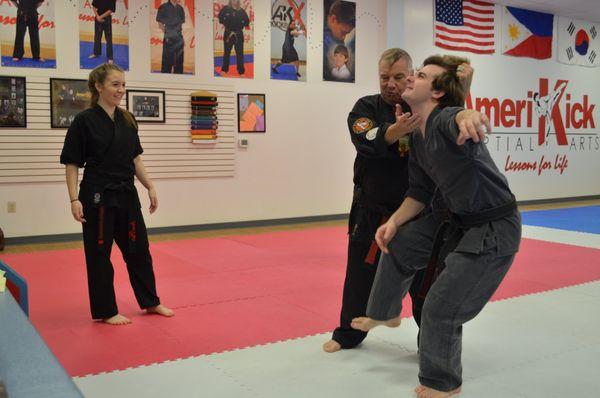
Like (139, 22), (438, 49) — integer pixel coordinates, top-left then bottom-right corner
(352, 55), (521, 398)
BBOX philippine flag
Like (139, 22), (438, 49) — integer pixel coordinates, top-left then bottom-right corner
(502, 6), (553, 59)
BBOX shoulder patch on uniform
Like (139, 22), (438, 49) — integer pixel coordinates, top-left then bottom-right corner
(365, 127), (378, 141)
(352, 118), (374, 134)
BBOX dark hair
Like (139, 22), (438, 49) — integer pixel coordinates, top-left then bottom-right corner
(423, 55), (469, 108)
(333, 44), (349, 59)
(88, 63), (137, 128)
(329, 1), (356, 27)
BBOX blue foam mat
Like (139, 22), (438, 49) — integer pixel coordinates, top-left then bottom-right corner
(1, 56), (56, 68)
(270, 64), (299, 80)
(521, 205), (600, 234)
(79, 41), (129, 70)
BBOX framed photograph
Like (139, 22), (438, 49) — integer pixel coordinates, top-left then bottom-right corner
(50, 78), (91, 128)
(126, 89), (165, 122)
(0, 76), (26, 128)
(237, 93), (265, 133)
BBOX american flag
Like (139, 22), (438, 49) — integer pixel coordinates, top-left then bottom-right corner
(434, 0), (495, 54)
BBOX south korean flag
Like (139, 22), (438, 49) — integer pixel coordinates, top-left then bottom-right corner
(557, 17), (599, 67)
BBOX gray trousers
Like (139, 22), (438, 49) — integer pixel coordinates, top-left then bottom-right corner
(366, 214), (516, 391)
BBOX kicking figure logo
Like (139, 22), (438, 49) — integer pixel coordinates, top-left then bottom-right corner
(533, 81), (567, 140)
(533, 79), (569, 145)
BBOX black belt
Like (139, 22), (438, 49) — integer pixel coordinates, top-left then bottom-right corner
(417, 199), (518, 299)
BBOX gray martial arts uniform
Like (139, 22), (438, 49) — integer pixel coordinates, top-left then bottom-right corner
(366, 106), (521, 392)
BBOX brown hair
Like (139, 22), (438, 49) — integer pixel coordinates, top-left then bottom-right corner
(333, 44), (349, 59)
(423, 55), (469, 108)
(379, 48), (412, 69)
(88, 63), (137, 128)
(329, 0), (356, 27)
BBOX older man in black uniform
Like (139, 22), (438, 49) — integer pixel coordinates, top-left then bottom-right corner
(156, 0), (185, 74)
(218, 0), (250, 76)
(323, 48), (476, 353)
(10, 0), (45, 62)
(89, 0), (116, 63)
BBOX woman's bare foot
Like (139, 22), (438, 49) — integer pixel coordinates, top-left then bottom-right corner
(350, 316), (401, 332)
(322, 339), (342, 353)
(102, 314), (131, 325)
(415, 385), (461, 398)
(12, 57), (21, 61)
(146, 304), (174, 317)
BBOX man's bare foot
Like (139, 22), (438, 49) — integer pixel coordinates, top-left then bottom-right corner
(107, 59), (113, 64)
(102, 314), (131, 325)
(146, 304), (174, 317)
(350, 316), (401, 332)
(12, 57), (21, 61)
(415, 385), (461, 398)
(322, 339), (342, 353)
(88, 54), (98, 59)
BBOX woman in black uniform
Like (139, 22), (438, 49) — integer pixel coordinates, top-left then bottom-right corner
(271, 20), (303, 78)
(60, 63), (173, 325)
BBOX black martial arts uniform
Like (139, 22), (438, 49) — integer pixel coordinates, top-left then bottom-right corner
(331, 94), (428, 348)
(91, 0), (116, 60)
(156, 0), (185, 74)
(11, 0), (43, 60)
(60, 105), (161, 320)
(280, 25), (299, 64)
(217, 5), (249, 75)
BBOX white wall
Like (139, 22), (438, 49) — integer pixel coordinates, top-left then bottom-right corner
(395, 0), (600, 201)
(0, 0), (387, 238)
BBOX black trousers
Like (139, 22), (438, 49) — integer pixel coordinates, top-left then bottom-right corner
(222, 30), (244, 74)
(93, 18), (113, 59)
(161, 34), (184, 73)
(12, 10), (40, 59)
(82, 204), (160, 319)
(332, 200), (426, 349)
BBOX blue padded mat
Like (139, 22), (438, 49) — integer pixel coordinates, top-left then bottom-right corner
(1, 56), (56, 68)
(270, 64), (299, 80)
(79, 42), (129, 70)
(521, 205), (600, 234)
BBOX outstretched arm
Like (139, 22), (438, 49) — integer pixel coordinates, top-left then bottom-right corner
(455, 109), (491, 145)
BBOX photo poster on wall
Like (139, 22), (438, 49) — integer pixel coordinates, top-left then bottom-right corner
(322, 0), (355, 83)
(270, 0), (307, 81)
(126, 89), (165, 122)
(238, 93), (265, 133)
(78, 0), (129, 70)
(0, 76), (26, 128)
(213, 0), (254, 79)
(0, 0), (56, 68)
(151, 0), (195, 75)
(50, 78), (91, 129)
